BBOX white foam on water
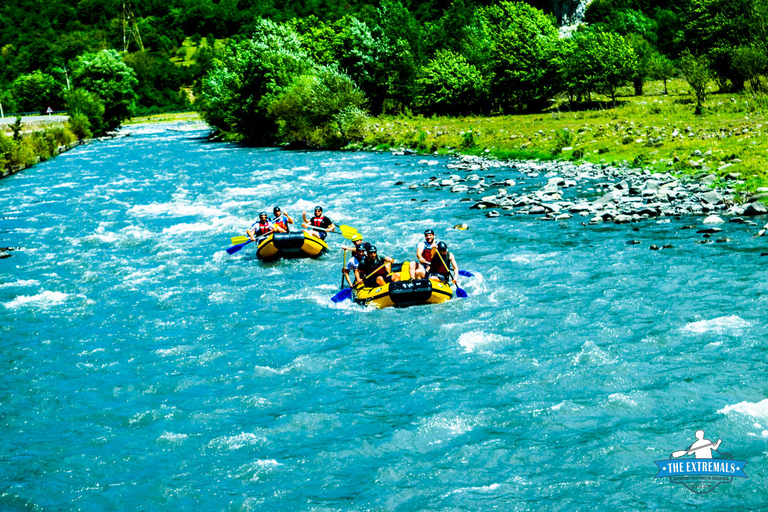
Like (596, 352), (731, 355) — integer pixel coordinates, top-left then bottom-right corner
(158, 432), (188, 445)
(128, 202), (225, 218)
(5, 291), (68, 309)
(457, 330), (511, 353)
(154, 346), (193, 357)
(718, 398), (768, 419)
(682, 315), (752, 334)
(50, 182), (81, 189)
(254, 364), (293, 375)
(208, 432), (266, 450)
(505, 251), (559, 264)
(446, 483), (502, 496)
(0, 279), (40, 288)
(607, 393), (638, 407)
(573, 341), (617, 366)
(254, 459), (281, 468)
(223, 185), (277, 197)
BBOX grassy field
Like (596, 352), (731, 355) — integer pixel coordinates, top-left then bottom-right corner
(125, 111), (202, 125)
(361, 79), (768, 197)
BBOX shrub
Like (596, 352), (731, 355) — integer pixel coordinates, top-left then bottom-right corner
(68, 113), (93, 139)
(66, 88), (105, 136)
(268, 66), (368, 147)
(415, 50), (485, 115)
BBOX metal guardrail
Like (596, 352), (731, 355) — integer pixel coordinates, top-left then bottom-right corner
(0, 111), (68, 118)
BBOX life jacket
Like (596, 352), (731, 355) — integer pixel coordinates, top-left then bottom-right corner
(254, 221), (272, 236)
(421, 241), (436, 263)
(430, 249), (452, 274)
(311, 216), (325, 227)
(360, 256), (387, 278)
(274, 215), (289, 231)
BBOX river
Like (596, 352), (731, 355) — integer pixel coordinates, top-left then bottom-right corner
(1, 122), (766, 510)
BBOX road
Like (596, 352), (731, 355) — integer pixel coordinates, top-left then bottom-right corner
(0, 115), (68, 125)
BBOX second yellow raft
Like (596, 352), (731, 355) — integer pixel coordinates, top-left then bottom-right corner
(256, 232), (328, 261)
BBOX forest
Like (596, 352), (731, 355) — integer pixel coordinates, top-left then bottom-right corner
(1, 0), (767, 142)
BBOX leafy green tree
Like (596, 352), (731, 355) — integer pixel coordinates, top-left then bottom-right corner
(731, 44), (768, 92)
(268, 66), (368, 147)
(198, 19), (313, 142)
(563, 29), (637, 104)
(9, 71), (62, 112)
(625, 33), (654, 95)
(71, 50), (138, 132)
(289, 15), (377, 100)
(366, 0), (425, 113)
(683, 0), (768, 92)
(647, 53), (677, 94)
(415, 50), (485, 115)
(680, 51), (711, 115)
(480, 1), (561, 112)
(424, 0), (491, 70)
(65, 88), (105, 137)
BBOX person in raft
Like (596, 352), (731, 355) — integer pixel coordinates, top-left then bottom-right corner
(417, 229), (439, 272)
(355, 245), (401, 288)
(247, 212), (284, 242)
(343, 244), (366, 288)
(410, 229), (438, 279)
(302, 206), (335, 240)
(428, 241), (460, 286)
(341, 232), (365, 252)
(272, 206), (293, 232)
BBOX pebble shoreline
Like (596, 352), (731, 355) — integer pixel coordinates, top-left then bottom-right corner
(393, 151), (768, 237)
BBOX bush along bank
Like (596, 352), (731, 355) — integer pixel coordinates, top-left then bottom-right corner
(0, 121), (86, 179)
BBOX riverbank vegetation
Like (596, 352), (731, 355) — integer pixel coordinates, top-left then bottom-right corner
(0, 119), (78, 173)
(360, 78), (768, 196)
(5, 0), (768, 192)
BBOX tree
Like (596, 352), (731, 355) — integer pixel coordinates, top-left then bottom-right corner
(480, 1), (561, 112)
(71, 50), (138, 132)
(65, 88), (105, 137)
(683, 0), (768, 92)
(731, 44), (768, 92)
(362, 0), (425, 113)
(9, 71), (63, 112)
(563, 30), (637, 104)
(268, 66), (368, 147)
(625, 33), (654, 96)
(680, 51), (711, 115)
(562, 29), (637, 104)
(198, 19), (314, 142)
(415, 50), (485, 115)
(648, 53), (677, 94)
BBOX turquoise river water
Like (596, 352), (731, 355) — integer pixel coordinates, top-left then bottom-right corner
(1, 123), (767, 510)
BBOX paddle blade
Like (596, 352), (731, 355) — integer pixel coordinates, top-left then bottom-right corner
(231, 236), (249, 245)
(226, 240), (252, 255)
(331, 288), (353, 303)
(339, 225), (358, 239)
(456, 286), (468, 298)
(459, 270), (474, 278)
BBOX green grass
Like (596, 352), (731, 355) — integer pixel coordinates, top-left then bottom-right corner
(170, 37), (223, 67)
(361, 78), (768, 196)
(126, 111), (201, 124)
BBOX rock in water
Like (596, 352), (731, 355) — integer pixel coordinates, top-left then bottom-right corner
(744, 202), (768, 216)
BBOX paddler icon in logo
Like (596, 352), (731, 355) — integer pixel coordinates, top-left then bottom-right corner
(654, 430), (748, 493)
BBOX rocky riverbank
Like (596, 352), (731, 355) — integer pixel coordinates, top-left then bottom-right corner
(396, 151), (768, 235)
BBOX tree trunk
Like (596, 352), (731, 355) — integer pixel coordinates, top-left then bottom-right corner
(633, 77), (643, 96)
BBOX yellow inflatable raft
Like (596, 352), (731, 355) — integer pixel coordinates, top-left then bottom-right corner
(256, 232), (328, 260)
(353, 261), (453, 308)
